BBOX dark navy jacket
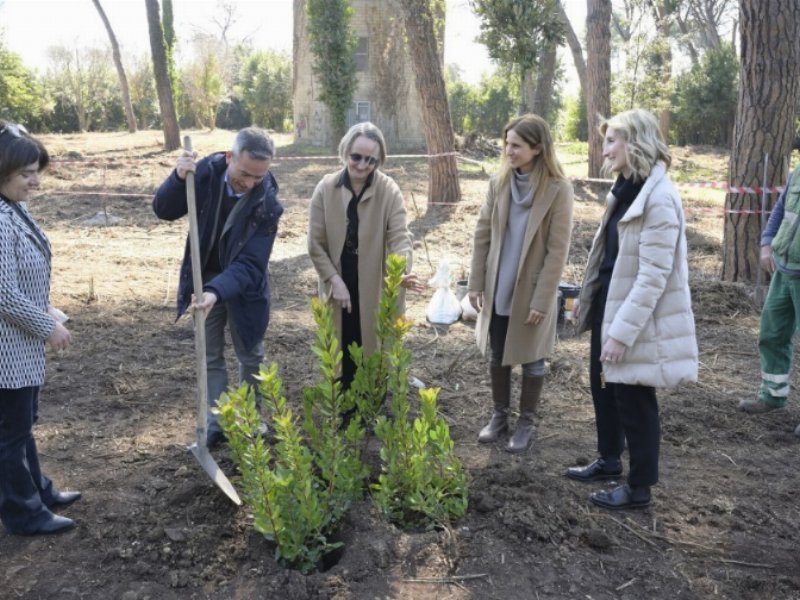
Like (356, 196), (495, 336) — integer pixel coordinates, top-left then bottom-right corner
(153, 153), (283, 351)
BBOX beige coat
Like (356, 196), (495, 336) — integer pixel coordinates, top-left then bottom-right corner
(469, 172), (574, 365)
(577, 163), (698, 388)
(307, 169), (412, 355)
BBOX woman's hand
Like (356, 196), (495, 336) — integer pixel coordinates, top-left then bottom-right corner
(400, 273), (426, 293)
(760, 245), (775, 275)
(329, 274), (352, 313)
(572, 298), (581, 322)
(600, 337), (626, 363)
(191, 291), (218, 315)
(468, 291), (483, 312)
(524, 309), (546, 325)
(47, 321), (72, 351)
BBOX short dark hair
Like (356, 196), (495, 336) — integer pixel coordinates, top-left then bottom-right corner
(232, 127), (275, 160)
(0, 121), (50, 185)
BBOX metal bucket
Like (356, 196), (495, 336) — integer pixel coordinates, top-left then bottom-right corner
(558, 283), (581, 322)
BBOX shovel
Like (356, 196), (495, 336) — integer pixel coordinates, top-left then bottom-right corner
(183, 135), (242, 506)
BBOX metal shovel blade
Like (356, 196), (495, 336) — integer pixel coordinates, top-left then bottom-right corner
(189, 442), (242, 505)
(183, 135), (241, 506)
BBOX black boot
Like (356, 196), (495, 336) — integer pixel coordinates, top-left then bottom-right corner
(590, 483), (651, 510)
(565, 457), (623, 482)
(478, 366), (511, 443)
(507, 376), (544, 453)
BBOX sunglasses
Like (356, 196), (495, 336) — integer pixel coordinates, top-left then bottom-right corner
(0, 122), (29, 139)
(349, 153), (379, 166)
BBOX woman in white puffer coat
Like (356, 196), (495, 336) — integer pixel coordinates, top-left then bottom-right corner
(565, 109), (698, 510)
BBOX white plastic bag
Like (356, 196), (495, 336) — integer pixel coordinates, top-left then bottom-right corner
(426, 259), (462, 325)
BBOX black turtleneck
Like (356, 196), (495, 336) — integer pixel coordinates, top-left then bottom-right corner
(592, 174), (645, 324)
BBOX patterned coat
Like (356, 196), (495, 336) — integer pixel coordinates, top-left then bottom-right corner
(0, 199), (55, 389)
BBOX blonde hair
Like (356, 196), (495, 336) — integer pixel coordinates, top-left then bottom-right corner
(338, 121), (387, 167)
(498, 114), (565, 189)
(599, 109), (671, 181)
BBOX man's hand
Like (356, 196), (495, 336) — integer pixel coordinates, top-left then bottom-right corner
(176, 150), (198, 180)
(191, 291), (218, 314)
(760, 245), (775, 275)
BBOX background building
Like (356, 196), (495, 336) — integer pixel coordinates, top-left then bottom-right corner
(293, 0), (427, 151)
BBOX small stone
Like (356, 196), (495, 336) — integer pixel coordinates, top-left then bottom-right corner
(121, 591), (138, 600)
(582, 528), (613, 550)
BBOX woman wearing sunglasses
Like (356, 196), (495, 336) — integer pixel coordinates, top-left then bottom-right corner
(0, 121), (81, 535)
(308, 122), (423, 398)
(468, 113), (574, 453)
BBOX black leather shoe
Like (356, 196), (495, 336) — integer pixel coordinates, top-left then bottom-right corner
(565, 458), (623, 482)
(206, 429), (226, 450)
(590, 484), (650, 510)
(32, 514), (76, 535)
(47, 490), (82, 509)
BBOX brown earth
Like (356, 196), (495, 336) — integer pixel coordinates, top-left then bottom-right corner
(1, 130), (799, 600)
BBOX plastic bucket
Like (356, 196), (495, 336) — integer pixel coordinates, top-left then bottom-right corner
(558, 283), (581, 322)
(455, 279), (469, 301)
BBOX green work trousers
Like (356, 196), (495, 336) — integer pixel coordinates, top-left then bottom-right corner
(758, 270), (800, 406)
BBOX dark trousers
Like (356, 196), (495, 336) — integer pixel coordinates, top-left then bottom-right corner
(0, 386), (56, 533)
(340, 253), (362, 391)
(590, 321), (660, 488)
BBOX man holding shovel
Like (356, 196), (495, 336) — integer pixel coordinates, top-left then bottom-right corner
(154, 128), (283, 449)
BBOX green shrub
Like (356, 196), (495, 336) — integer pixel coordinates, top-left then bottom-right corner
(216, 298), (366, 573)
(217, 254), (468, 570)
(371, 258), (469, 529)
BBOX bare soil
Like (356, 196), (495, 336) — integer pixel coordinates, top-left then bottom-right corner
(1, 130), (799, 600)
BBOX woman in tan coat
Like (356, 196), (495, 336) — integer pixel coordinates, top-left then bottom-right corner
(565, 109), (698, 510)
(308, 122), (422, 393)
(468, 114), (574, 452)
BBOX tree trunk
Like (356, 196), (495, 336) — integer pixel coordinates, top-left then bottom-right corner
(92, 0), (137, 133)
(533, 43), (558, 123)
(521, 69), (536, 115)
(556, 0), (587, 96)
(585, 0), (612, 178)
(397, 0), (461, 204)
(145, 0), (180, 151)
(722, 0), (800, 282)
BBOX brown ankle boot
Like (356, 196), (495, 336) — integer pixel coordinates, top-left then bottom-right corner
(478, 366), (511, 443)
(507, 376), (544, 453)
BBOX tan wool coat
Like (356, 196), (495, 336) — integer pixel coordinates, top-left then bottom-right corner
(307, 168), (412, 356)
(576, 162), (698, 388)
(469, 172), (574, 365)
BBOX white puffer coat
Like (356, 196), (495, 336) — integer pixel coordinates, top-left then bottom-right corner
(576, 162), (698, 388)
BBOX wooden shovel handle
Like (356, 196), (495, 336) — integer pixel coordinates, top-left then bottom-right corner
(183, 136), (209, 445)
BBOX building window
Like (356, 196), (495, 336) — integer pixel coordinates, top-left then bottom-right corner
(355, 37), (369, 71)
(347, 101), (371, 127)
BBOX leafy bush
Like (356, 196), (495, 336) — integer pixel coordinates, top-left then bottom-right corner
(560, 91), (588, 142)
(371, 257), (469, 529)
(216, 299), (366, 573)
(217, 254), (468, 570)
(446, 71), (517, 137)
(671, 44), (738, 147)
